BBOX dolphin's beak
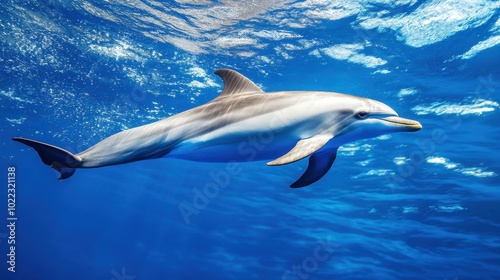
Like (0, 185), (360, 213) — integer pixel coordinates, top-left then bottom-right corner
(378, 116), (422, 132)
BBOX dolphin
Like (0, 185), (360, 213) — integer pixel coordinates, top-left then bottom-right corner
(13, 69), (422, 188)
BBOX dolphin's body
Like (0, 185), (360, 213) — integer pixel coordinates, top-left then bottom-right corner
(13, 69), (421, 188)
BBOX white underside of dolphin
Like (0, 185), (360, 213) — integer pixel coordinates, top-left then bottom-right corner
(13, 69), (422, 188)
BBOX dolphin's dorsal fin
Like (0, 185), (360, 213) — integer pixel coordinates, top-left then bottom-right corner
(215, 69), (264, 97)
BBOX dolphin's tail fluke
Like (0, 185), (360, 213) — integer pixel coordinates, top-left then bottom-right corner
(12, 137), (82, 180)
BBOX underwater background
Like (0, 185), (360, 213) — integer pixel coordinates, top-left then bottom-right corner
(1, 0), (500, 279)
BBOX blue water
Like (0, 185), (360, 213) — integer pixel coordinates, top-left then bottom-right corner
(1, 1), (500, 279)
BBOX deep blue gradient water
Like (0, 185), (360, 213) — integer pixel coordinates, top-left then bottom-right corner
(1, 1), (500, 279)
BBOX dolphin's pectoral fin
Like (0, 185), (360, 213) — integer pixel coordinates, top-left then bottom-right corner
(291, 148), (338, 188)
(214, 69), (264, 97)
(267, 134), (333, 166)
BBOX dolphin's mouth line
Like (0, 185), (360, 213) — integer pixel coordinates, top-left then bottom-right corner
(376, 116), (423, 130)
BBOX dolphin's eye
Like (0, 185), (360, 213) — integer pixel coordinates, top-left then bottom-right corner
(357, 111), (369, 119)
